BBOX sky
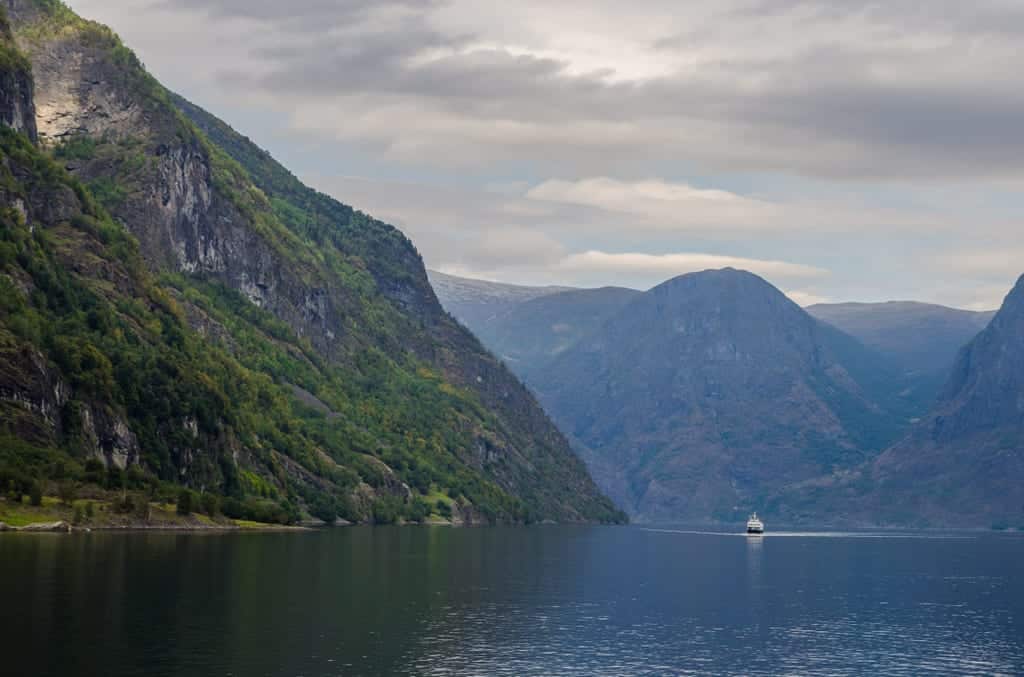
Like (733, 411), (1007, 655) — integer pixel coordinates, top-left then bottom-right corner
(67, 0), (1024, 309)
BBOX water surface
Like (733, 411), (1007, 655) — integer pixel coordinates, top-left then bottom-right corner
(2, 526), (1023, 675)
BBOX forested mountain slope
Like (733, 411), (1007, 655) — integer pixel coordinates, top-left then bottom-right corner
(0, 0), (622, 525)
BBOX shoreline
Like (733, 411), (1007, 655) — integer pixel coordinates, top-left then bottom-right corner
(0, 520), (312, 534)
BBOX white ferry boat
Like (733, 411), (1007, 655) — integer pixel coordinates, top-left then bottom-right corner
(746, 512), (764, 534)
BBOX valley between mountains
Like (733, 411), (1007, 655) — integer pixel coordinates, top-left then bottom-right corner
(432, 269), (1023, 528)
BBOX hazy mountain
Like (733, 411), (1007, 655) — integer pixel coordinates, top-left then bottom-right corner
(860, 276), (1024, 527)
(0, 0), (623, 524)
(427, 270), (574, 331)
(429, 270), (640, 380)
(807, 302), (994, 371)
(476, 287), (640, 375)
(807, 302), (994, 410)
(530, 268), (904, 522)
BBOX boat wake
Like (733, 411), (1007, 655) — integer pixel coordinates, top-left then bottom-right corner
(641, 527), (977, 540)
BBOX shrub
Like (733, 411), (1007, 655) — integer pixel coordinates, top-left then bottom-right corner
(83, 458), (105, 486)
(371, 496), (402, 525)
(308, 494), (337, 523)
(200, 492), (219, 517)
(407, 497), (431, 524)
(220, 496), (291, 524)
(113, 493), (132, 514)
(57, 481), (76, 506)
(176, 488), (194, 515)
(133, 495), (150, 522)
(106, 467), (125, 490)
(29, 482), (42, 506)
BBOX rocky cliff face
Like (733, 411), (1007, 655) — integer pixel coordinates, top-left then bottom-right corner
(8, 1), (351, 358)
(859, 276), (1024, 526)
(530, 268), (899, 522)
(0, 6), (34, 139)
(171, 92), (620, 522)
(5, 1), (140, 145)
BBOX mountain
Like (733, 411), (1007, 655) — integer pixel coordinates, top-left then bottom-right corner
(0, 0), (623, 524)
(429, 270), (639, 380)
(529, 268), (903, 522)
(427, 270), (574, 335)
(855, 276), (1024, 527)
(430, 273), (640, 379)
(480, 286), (640, 380)
(808, 301), (994, 413)
(807, 302), (994, 372)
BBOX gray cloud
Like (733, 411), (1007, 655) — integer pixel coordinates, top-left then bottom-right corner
(74, 0), (1024, 179)
(65, 0), (1024, 307)
(730, 0), (1024, 37)
(156, 0), (442, 29)
(170, 0), (1024, 180)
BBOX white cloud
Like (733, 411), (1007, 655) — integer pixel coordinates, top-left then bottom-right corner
(785, 290), (833, 307)
(934, 250), (1024, 278)
(557, 250), (827, 282)
(528, 176), (946, 235)
(527, 177), (778, 231)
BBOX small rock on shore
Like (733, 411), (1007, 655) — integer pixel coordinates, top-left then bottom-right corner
(19, 521), (72, 533)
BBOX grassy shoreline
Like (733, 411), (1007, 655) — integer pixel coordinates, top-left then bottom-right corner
(0, 495), (303, 532)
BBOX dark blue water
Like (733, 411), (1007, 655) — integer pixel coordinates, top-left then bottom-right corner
(2, 526), (1023, 676)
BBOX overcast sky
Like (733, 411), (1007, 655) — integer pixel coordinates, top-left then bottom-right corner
(68, 0), (1024, 309)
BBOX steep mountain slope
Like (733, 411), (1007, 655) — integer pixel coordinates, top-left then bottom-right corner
(427, 270), (574, 335)
(530, 268), (903, 522)
(859, 276), (1024, 527)
(0, 0), (622, 524)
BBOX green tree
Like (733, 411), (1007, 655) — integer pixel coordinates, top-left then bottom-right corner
(200, 492), (219, 517)
(29, 482), (43, 507)
(132, 493), (151, 522)
(57, 481), (76, 507)
(408, 497), (431, 523)
(308, 494), (337, 523)
(176, 488), (194, 516)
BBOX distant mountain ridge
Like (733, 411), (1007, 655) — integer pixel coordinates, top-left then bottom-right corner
(807, 301), (994, 374)
(427, 270), (574, 332)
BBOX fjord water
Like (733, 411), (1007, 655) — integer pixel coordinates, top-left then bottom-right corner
(3, 527), (1023, 676)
